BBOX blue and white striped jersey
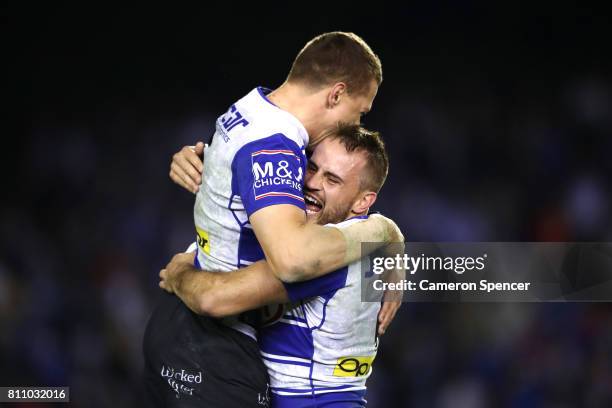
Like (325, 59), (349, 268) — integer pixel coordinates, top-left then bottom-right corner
(193, 87), (308, 339)
(259, 216), (383, 404)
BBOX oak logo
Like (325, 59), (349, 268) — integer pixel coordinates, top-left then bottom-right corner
(333, 356), (375, 377)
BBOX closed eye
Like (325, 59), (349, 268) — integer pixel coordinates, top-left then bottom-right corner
(325, 173), (343, 185)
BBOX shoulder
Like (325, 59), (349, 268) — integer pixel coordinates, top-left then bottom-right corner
(216, 88), (307, 160)
(234, 88), (307, 149)
(326, 215), (370, 229)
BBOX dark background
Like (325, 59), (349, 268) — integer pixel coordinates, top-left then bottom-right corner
(3, 4), (612, 407)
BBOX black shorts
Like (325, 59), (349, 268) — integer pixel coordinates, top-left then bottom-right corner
(143, 293), (270, 407)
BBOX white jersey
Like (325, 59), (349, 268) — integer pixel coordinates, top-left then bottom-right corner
(193, 87), (308, 339)
(259, 216), (383, 402)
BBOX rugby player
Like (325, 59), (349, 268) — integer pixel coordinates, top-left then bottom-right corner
(143, 32), (403, 407)
(162, 124), (403, 407)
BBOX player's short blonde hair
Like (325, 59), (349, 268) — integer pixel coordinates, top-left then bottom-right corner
(287, 32), (382, 95)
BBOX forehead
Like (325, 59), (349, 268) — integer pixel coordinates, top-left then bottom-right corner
(310, 138), (367, 181)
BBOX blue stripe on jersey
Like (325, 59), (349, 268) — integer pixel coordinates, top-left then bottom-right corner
(261, 287), (344, 400)
(282, 314), (306, 323)
(272, 384), (361, 394)
(260, 321), (314, 360)
(260, 280), (342, 361)
(283, 266), (349, 303)
(236, 226), (264, 267)
(272, 390), (367, 408)
(262, 355), (311, 367)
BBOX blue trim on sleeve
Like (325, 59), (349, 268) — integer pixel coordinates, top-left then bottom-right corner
(231, 133), (306, 218)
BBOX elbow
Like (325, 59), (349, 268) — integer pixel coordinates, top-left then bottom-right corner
(268, 252), (312, 283)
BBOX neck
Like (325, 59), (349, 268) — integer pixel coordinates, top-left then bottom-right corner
(348, 210), (369, 220)
(267, 82), (327, 143)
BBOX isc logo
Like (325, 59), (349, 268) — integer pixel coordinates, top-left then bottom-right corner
(221, 105), (249, 132)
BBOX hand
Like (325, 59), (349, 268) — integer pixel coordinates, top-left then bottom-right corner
(377, 297), (401, 336)
(370, 213), (404, 244)
(378, 274), (404, 336)
(377, 233), (404, 336)
(159, 252), (196, 293)
(170, 142), (205, 194)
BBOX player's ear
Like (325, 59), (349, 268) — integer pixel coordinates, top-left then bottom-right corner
(327, 82), (347, 108)
(352, 191), (377, 214)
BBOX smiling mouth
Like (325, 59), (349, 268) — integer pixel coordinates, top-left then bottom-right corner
(304, 193), (323, 214)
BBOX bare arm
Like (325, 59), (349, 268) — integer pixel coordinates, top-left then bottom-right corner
(159, 252), (288, 318)
(168, 144), (404, 283)
(160, 247), (404, 334)
(250, 205), (403, 283)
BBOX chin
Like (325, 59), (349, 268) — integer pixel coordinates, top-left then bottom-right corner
(306, 210), (320, 224)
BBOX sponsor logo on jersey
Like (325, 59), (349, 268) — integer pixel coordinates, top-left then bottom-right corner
(221, 105), (249, 133)
(160, 365), (203, 398)
(196, 227), (210, 255)
(333, 356), (375, 377)
(251, 149), (304, 202)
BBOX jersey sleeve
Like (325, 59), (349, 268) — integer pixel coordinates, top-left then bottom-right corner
(283, 267), (349, 302)
(232, 133), (306, 217)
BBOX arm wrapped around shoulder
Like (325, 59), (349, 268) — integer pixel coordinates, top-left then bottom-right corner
(336, 213), (404, 265)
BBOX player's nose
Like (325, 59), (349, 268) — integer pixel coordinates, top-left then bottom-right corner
(305, 171), (323, 191)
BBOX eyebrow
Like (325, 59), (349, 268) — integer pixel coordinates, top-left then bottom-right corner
(324, 170), (343, 183)
(309, 160), (344, 183)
